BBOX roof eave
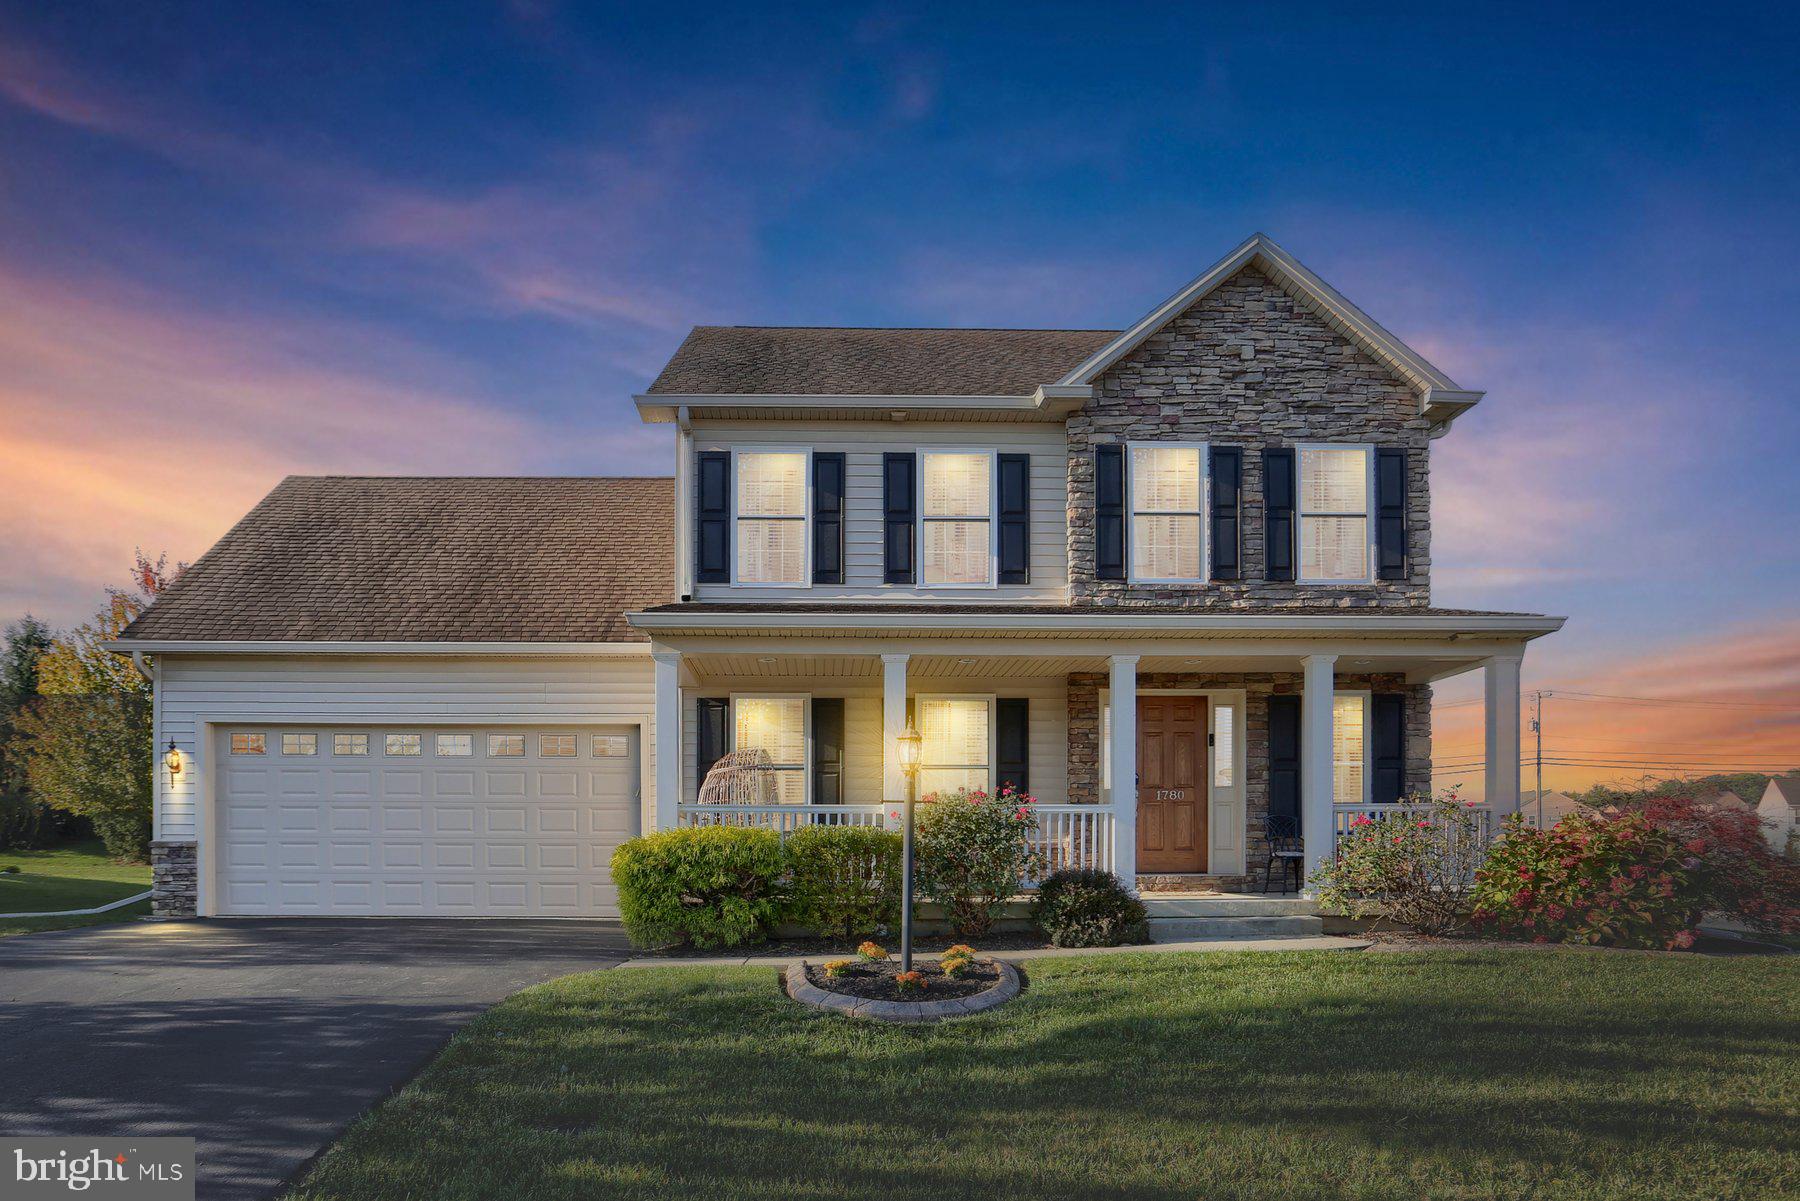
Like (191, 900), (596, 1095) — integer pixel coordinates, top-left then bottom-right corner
(634, 389), (1090, 425)
(626, 610), (1566, 639)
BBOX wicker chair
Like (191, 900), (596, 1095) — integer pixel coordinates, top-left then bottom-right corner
(696, 748), (779, 808)
(1261, 813), (1305, 894)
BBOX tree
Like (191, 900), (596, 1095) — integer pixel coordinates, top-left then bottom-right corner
(0, 616), (57, 849)
(15, 553), (184, 861)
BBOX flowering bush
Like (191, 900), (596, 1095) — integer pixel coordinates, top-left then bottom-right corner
(1310, 789), (1489, 935)
(855, 940), (888, 961)
(1030, 868), (1149, 947)
(1629, 792), (1800, 935)
(1472, 809), (1701, 948)
(940, 954), (974, 978)
(913, 784), (1043, 937)
(821, 959), (855, 979)
(893, 970), (927, 994)
(943, 943), (975, 960)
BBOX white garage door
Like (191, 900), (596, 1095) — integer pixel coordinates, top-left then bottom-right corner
(213, 725), (639, 917)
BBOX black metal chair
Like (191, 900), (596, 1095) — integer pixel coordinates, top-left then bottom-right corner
(1261, 813), (1305, 894)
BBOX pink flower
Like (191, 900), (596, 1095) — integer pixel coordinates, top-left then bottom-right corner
(1416, 820), (1430, 829)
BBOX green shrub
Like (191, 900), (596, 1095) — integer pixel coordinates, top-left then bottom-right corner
(914, 785), (1042, 937)
(610, 826), (786, 949)
(1031, 869), (1148, 947)
(785, 824), (902, 940)
(1311, 789), (1490, 935)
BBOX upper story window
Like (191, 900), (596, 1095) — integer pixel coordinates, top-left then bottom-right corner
(918, 695), (993, 796)
(920, 451), (993, 587)
(732, 696), (807, 803)
(734, 451), (808, 587)
(1129, 443), (1206, 583)
(1298, 445), (1373, 583)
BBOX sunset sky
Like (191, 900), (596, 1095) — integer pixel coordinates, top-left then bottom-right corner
(2, 3), (1797, 794)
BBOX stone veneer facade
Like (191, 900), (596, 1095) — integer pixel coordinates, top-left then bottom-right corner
(1067, 673), (1433, 890)
(150, 841), (197, 918)
(1066, 265), (1433, 608)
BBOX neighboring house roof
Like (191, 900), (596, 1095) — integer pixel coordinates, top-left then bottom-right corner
(645, 326), (1118, 397)
(117, 477), (674, 644)
(1762, 776), (1800, 815)
(1702, 792), (1752, 811)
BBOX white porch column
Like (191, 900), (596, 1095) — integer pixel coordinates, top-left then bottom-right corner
(653, 649), (681, 832)
(1300, 653), (1338, 888)
(1484, 652), (1523, 812)
(1109, 655), (1139, 892)
(882, 653), (909, 803)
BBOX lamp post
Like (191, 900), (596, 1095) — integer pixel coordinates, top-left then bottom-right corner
(896, 721), (923, 973)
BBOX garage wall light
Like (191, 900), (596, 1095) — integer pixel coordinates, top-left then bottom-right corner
(164, 739), (183, 787)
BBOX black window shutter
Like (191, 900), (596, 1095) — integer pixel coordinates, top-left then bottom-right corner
(1267, 694), (1302, 820)
(812, 452), (845, 585)
(997, 453), (1031, 585)
(695, 697), (728, 789)
(996, 698), (1029, 795)
(695, 452), (730, 584)
(1263, 448), (1295, 582)
(1210, 447), (1242, 581)
(883, 452), (916, 584)
(1095, 444), (1126, 580)
(1376, 449), (1408, 581)
(811, 698), (844, 805)
(1371, 693), (1406, 803)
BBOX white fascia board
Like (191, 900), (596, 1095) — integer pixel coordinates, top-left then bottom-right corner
(102, 640), (653, 656)
(626, 610), (1566, 638)
(1056, 234), (1469, 408)
(634, 393), (1053, 424)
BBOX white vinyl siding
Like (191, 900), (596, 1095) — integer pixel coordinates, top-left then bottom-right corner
(691, 423), (1068, 602)
(1128, 442), (1207, 583)
(919, 451), (994, 587)
(733, 450), (809, 587)
(1298, 445), (1374, 583)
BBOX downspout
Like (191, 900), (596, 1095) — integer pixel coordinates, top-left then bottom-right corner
(130, 650), (155, 683)
(131, 651), (161, 851)
(675, 405), (694, 600)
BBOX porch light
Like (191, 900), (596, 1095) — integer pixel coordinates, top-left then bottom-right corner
(164, 739), (183, 786)
(897, 723), (922, 776)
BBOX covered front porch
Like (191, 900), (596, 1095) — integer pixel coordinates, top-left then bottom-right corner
(629, 606), (1562, 893)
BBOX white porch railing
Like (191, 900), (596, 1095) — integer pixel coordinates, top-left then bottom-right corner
(674, 802), (1118, 877)
(1332, 803), (1496, 846)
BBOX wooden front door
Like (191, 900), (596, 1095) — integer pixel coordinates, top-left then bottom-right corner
(1136, 695), (1208, 873)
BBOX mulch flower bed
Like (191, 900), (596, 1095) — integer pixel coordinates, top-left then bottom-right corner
(803, 957), (1001, 1002)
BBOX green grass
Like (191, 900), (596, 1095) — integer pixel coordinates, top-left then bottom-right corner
(0, 839), (151, 936)
(288, 949), (1799, 1201)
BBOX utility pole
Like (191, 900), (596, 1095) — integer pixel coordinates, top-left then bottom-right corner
(1530, 691), (1545, 828)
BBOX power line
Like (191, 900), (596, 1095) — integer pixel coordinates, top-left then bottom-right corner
(1549, 691), (1800, 713)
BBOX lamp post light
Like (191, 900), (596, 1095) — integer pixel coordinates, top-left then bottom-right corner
(895, 721), (923, 973)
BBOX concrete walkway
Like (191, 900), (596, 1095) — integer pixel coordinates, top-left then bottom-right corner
(619, 934), (1370, 969)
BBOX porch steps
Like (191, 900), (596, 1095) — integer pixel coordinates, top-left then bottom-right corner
(1141, 893), (1325, 943)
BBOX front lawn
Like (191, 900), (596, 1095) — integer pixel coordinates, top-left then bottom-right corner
(0, 839), (151, 936)
(289, 949), (1799, 1201)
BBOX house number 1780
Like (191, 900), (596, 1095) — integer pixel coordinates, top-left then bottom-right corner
(1155, 789), (1187, 801)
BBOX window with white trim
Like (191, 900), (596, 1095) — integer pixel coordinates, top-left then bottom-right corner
(918, 696), (992, 797)
(541, 734), (577, 757)
(333, 733), (368, 756)
(1129, 443), (1206, 582)
(385, 733), (421, 756)
(1213, 705), (1234, 788)
(734, 451), (808, 586)
(1332, 692), (1368, 805)
(1299, 445), (1373, 582)
(282, 733), (316, 756)
(488, 734), (525, 757)
(920, 451), (993, 586)
(733, 696), (807, 804)
(436, 734), (472, 757)
(229, 733), (265, 755)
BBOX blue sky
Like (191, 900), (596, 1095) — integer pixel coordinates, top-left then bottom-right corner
(2, 1), (1797, 786)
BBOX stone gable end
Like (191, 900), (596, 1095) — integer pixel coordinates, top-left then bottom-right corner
(1067, 265), (1432, 607)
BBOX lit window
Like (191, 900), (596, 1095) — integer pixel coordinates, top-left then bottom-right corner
(1333, 693), (1367, 805)
(436, 734), (472, 757)
(1130, 444), (1205, 582)
(541, 734), (577, 757)
(735, 451), (808, 586)
(230, 733), (265, 755)
(919, 696), (991, 797)
(593, 734), (628, 758)
(732, 697), (807, 804)
(1299, 446), (1372, 582)
(281, 733), (317, 756)
(921, 452), (993, 586)
(333, 734), (368, 756)
(488, 734), (525, 757)
(1213, 706), (1234, 788)
(385, 734), (422, 756)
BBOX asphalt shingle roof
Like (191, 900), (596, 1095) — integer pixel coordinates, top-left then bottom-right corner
(645, 326), (1119, 396)
(120, 477), (674, 643)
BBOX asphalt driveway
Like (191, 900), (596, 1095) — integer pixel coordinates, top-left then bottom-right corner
(0, 918), (632, 1199)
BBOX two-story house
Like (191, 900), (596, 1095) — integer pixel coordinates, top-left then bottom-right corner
(114, 234), (1562, 919)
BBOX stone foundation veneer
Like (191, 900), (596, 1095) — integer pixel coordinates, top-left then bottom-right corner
(1067, 672), (1433, 890)
(151, 841), (198, 918)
